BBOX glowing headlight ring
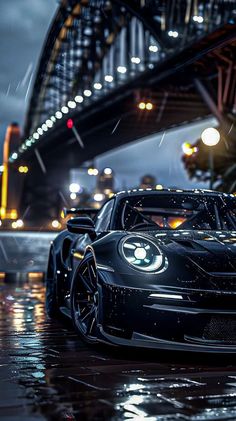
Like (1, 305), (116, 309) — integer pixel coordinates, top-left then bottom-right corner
(120, 235), (168, 273)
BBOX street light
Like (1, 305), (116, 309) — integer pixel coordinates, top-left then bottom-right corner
(104, 167), (112, 175)
(182, 142), (198, 156)
(201, 127), (220, 190)
(138, 102), (146, 110)
(52, 220), (61, 229)
(69, 183), (81, 193)
(16, 219), (24, 228)
(146, 102), (153, 110)
(94, 193), (105, 202)
(201, 128), (220, 146)
(88, 167), (98, 176)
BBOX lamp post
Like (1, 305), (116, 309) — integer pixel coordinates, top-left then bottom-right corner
(201, 128), (220, 190)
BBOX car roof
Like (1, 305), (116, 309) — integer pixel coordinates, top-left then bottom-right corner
(114, 188), (234, 200)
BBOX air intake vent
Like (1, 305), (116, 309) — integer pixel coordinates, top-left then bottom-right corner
(174, 239), (202, 250)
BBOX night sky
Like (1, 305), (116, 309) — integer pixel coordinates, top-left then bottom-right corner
(0, 1), (212, 190)
(0, 0), (57, 144)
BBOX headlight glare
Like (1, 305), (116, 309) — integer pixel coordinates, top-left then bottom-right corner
(121, 235), (167, 272)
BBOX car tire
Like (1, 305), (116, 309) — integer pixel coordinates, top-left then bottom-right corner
(70, 253), (99, 344)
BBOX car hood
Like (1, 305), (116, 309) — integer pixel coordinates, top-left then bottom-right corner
(143, 230), (236, 275)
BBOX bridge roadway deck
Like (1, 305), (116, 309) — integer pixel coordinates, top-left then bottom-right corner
(0, 232), (236, 420)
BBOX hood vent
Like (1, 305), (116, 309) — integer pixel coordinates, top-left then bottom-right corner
(173, 239), (204, 251)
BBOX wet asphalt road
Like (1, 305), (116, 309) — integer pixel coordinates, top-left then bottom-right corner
(1, 278), (236, 421)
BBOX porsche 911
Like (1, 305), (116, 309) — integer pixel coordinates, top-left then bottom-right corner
(46, 189), (236, 352)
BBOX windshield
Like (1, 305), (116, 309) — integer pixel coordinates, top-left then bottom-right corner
(114, 194), (236, 231)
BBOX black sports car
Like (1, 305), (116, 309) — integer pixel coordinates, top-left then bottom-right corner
(46, 189), (236, 352)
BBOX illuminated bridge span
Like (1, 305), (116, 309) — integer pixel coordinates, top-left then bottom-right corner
(4, 0), (236, 224)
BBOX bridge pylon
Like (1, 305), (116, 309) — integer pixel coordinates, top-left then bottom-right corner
(1, 123), (22, 227)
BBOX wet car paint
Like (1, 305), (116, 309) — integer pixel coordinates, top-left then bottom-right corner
(1, 277), (236, 420)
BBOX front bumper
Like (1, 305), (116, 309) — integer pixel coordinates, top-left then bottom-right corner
(98, 282), (236, 352)
(99, 328), (236, 353)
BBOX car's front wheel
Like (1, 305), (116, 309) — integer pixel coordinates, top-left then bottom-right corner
(70, 253), (99, 344)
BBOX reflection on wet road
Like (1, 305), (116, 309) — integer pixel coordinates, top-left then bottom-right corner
(1, 278), (236, 420)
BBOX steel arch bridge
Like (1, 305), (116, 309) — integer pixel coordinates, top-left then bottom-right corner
(23, 0), (234, 137)
(7, 0), (236, 225)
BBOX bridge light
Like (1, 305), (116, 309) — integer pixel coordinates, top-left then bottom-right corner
(193, 15), (204, 23)
(42, 124), (48, 131)
(168, 30), (179, 38)
(67, 119), (74, 129)
(50, 116), (56, 122)
(68, 100), (76, 109)
(117, 66), (127, 74)
(156, 184), (163, 190)
(94, 82), (102, 90)
(131, 57), (141, 64)
(69, 183), (81, 193)
(61, 106), (69, 114)
(12, 153), (18, 160)
(46, 119), (53, 128)
(37, 128), (43, 135)
(18, 166), (28, 174)
(138, 102), (146, 110)
(55, 111), (63, 119)
(149, 45), (158, 53)
(84, 89), (92, 97)
(33, 132), (39, 140)
(146, 102), (153, 110)
(75, 95), (84, 103)
(105, 75), (113, 83)
(70, 192), (76, 200)
(12, 221), (18, 229)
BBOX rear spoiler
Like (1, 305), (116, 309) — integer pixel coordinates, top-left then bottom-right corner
(62, 207), (99, 218)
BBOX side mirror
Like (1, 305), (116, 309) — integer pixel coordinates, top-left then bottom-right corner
(67, 216), (96, 239)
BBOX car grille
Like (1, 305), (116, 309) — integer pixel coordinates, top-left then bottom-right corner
(203, 316), (236, 344)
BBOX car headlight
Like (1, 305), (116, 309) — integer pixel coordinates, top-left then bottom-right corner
(120, 235), (168, 273)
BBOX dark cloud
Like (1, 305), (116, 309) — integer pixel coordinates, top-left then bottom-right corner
(0, 0), (57, 151)
(97, 119), (215, 190)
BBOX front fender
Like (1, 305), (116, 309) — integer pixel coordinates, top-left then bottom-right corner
(92, 231), (218, 291)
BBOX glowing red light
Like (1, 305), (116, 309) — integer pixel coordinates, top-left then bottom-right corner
(67, 119), (74, 129)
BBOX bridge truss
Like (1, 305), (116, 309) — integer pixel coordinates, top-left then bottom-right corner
(9, 0), (236, 164)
